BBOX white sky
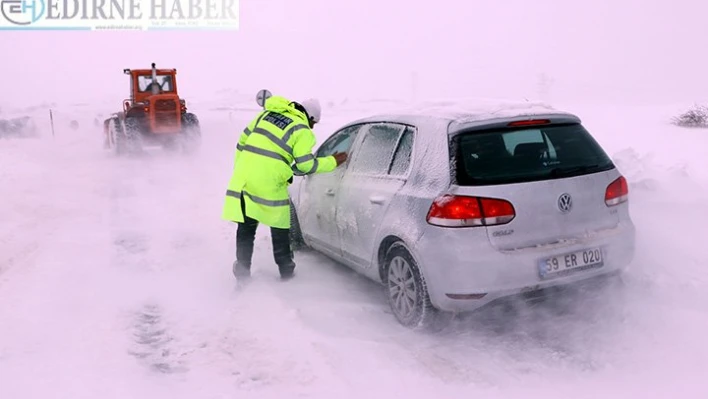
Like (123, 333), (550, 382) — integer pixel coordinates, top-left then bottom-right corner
(1, 0), (707, 106)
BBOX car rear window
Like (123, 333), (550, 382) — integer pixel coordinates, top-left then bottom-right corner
(451, 123), (615, 186)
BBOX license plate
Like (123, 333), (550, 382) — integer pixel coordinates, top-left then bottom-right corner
(538, 247), (604, 279)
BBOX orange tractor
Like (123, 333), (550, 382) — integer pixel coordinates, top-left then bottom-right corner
(104, 63), (201, 155)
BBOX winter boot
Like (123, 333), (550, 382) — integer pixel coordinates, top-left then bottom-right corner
(278, 262), (296, 280)
(232, 261), (251, 279)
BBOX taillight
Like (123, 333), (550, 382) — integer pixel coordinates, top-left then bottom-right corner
(426, 195), (515, 227)
(605, 176), (629, 206)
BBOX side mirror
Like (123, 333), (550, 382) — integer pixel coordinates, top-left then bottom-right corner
(256, 89), (272, 108)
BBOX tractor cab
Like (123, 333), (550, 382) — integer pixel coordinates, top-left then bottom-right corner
(138, 74), (174, 94)
(124, 64), (179, 105)
(122, 63), (186, 133)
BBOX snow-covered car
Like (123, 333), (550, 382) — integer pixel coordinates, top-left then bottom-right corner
(288, 102), (636, 329)
(0, 116), (38, 139)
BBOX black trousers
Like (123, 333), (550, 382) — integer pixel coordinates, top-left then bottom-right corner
(235, 194), (294, 272)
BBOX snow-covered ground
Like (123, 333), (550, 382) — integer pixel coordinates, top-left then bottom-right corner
(1, 98), (707, 398)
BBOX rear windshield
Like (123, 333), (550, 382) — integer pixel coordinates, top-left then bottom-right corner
(451, 123), (615, 186)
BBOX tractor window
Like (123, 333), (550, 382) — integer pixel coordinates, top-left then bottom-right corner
(138, 75), (174, 92)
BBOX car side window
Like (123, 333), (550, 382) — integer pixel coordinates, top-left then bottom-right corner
(388, 126), (415, 176)
(349, 123), (405, 175)
(316, 125), (362, 158)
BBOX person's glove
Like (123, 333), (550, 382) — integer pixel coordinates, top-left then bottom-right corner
(332, 152), (348, 166)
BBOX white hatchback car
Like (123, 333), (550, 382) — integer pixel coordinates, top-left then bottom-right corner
(288, 102), (636, 329)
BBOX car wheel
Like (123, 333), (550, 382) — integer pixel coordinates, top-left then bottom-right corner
(384, 243), (452, 331)
(289, 201), (307, 251)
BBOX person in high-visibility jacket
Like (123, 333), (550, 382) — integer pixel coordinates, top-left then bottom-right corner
(222, 95), (348, 280)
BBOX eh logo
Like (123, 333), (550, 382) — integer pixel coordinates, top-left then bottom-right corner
(1, 0), (45, 25)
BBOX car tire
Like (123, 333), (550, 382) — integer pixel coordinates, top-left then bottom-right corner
(289, 201), (307, 252)
(384, 242), (453, 331)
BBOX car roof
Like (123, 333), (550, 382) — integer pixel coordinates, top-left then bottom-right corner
(339, 98), (582, 134)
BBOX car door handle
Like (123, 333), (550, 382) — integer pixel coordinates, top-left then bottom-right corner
(369, 195), (385, 204)
(325, 188), (335, 196)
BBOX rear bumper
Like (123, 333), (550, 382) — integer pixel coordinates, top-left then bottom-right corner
(414, 221), (636, 313)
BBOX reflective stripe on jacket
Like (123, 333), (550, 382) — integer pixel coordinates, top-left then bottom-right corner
(222, 95), (337, 228)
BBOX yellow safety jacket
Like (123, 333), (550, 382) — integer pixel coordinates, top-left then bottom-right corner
(222, 95), (338, 229)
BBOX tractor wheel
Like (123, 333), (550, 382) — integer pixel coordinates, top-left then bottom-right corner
(118, 116), (143, 155)
(180, 112), (201, 155)
(105, 118), (118, 151)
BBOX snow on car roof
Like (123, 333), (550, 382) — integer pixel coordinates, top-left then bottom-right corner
(344, 97), (580, 131)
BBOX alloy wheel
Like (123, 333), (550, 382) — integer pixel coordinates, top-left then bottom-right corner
(387, 255), (418, 321)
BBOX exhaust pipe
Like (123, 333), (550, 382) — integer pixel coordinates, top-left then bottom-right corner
(151, 62), (158, 95)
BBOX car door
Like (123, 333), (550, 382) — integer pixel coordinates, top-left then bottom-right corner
(298, 124), (364, 256)
(336, 122), (415, 269)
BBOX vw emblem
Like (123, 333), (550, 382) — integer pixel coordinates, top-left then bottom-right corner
(558, 193), (573, 213)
